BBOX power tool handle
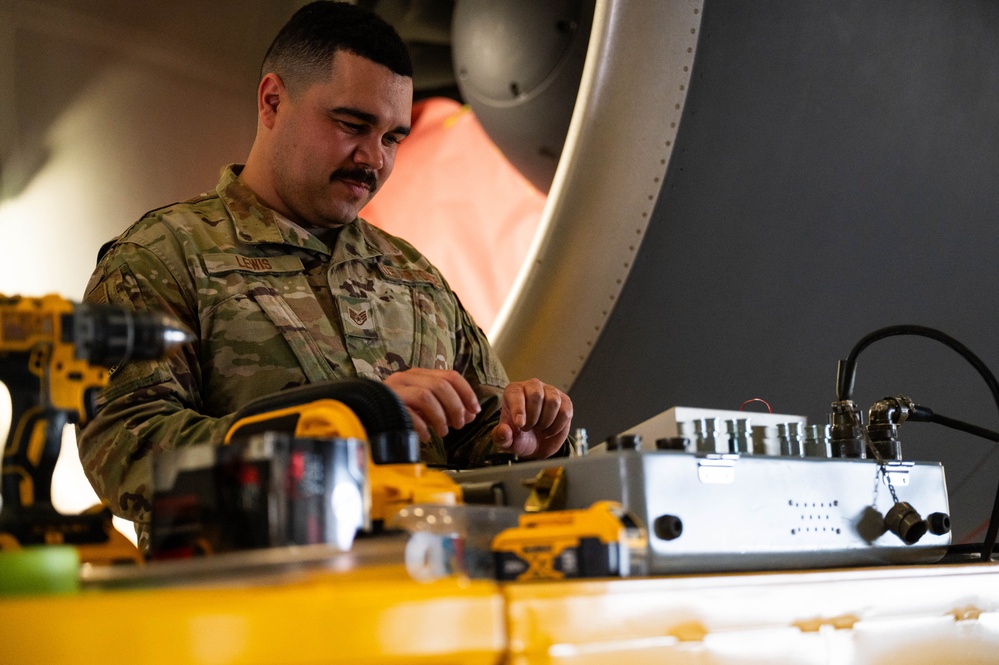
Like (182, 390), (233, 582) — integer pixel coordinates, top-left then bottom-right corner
(1, 357), (65, 513)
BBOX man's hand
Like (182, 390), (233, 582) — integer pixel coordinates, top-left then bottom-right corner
(383, 368), (480, 443)
(491, 378), (573, 459)
(382, 370), (572, 460)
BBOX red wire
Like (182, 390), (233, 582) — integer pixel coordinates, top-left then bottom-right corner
(740, 398), (773, 413)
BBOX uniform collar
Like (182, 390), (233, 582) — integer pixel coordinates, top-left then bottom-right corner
(216, 164), (400, 263)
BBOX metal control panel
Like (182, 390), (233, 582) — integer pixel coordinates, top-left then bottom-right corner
(450, 408), (951, 574)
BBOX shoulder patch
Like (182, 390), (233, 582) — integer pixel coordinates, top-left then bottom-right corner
(376, 263), (443, 289)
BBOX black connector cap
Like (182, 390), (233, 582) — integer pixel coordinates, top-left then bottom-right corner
(606, 434), (642, 451)
(654, 514), (683, 541)
(655, 437), (688, 452)
(926, 512), (951, 536)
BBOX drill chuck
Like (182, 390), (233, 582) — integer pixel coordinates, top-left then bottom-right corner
(71, 303), (194, 366)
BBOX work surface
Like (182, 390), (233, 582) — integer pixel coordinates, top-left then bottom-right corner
(2, 539), (998, 665)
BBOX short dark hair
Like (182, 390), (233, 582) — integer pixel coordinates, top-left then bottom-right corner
(261, 1), (413, 94)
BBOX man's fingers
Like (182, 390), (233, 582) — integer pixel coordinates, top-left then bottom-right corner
(535, 385), (564, 430)
(387, 371), (573, 455)
(540, 403), (572, 442)
(521, 381), (547, 428)
(423, 370), (479, 428)
(501, 388), (523, 429)
(406, 408), (433, 442)
(444, 370), (482, 417)
(405, 388), (452, 437)
(384, 368), (480, 439)
(491, 422), (513, 449)
(502, 378), (541, 429)
(503, 379), (568, 430)
(497, 379), (574, 458)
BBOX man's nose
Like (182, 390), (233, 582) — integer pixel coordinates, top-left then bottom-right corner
(353, 136), (385, 170)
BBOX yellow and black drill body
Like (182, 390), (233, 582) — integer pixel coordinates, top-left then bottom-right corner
(0, 294), (191, 559)
(224, 380), (464, 530)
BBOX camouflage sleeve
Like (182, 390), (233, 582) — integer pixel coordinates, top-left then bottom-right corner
(79, 241), (236, 528)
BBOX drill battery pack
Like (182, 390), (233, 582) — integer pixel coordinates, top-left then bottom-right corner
(491, 501), (648, 582)
(149, 432), (368, 559)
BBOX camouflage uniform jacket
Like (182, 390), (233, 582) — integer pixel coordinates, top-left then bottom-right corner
(80, 165), (509, 531)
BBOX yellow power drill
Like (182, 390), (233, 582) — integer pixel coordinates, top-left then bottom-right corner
(0, 294), (192, 562)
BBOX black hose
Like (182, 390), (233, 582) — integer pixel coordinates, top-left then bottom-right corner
(231, 378), (418, 465)
(835, 325), (999, 561)
(924, 411), (999, 443)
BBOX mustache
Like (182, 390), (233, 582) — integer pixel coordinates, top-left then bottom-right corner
(330, 168), (377, 191)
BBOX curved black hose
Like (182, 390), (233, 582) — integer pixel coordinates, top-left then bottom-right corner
(913, 408), (999, 443)
(835, 325), (999, 561)
(231, 378), (418, 465)
(837, 325), (999, 405)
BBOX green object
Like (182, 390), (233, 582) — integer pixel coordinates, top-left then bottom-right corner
(0, 546), (80, 596)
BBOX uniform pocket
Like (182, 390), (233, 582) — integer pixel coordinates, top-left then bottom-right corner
(336, 280), (416, 379)
(413, 290), (455, 371)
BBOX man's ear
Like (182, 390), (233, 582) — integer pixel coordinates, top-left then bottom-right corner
(258, 73), (285, 129)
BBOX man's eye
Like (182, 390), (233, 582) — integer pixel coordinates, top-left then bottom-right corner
(339, 121), (364, 133)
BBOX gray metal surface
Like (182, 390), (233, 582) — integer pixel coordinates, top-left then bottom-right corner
(491, 0), (703, 386)
(451, 450), (951, 574)
(452, 0), (594, 192)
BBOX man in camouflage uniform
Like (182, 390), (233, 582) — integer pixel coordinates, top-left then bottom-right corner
(79, 1), (573, 543)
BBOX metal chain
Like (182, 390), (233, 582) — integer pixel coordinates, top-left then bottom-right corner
(847, 407), (899, 504)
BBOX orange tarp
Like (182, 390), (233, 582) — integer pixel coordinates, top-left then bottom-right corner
(361, 98), (546, 334)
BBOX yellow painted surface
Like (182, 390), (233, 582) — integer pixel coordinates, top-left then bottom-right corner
(501, 565), (999, 664)
(5, 560), (999, 664)
(0, 564), (504, 665)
